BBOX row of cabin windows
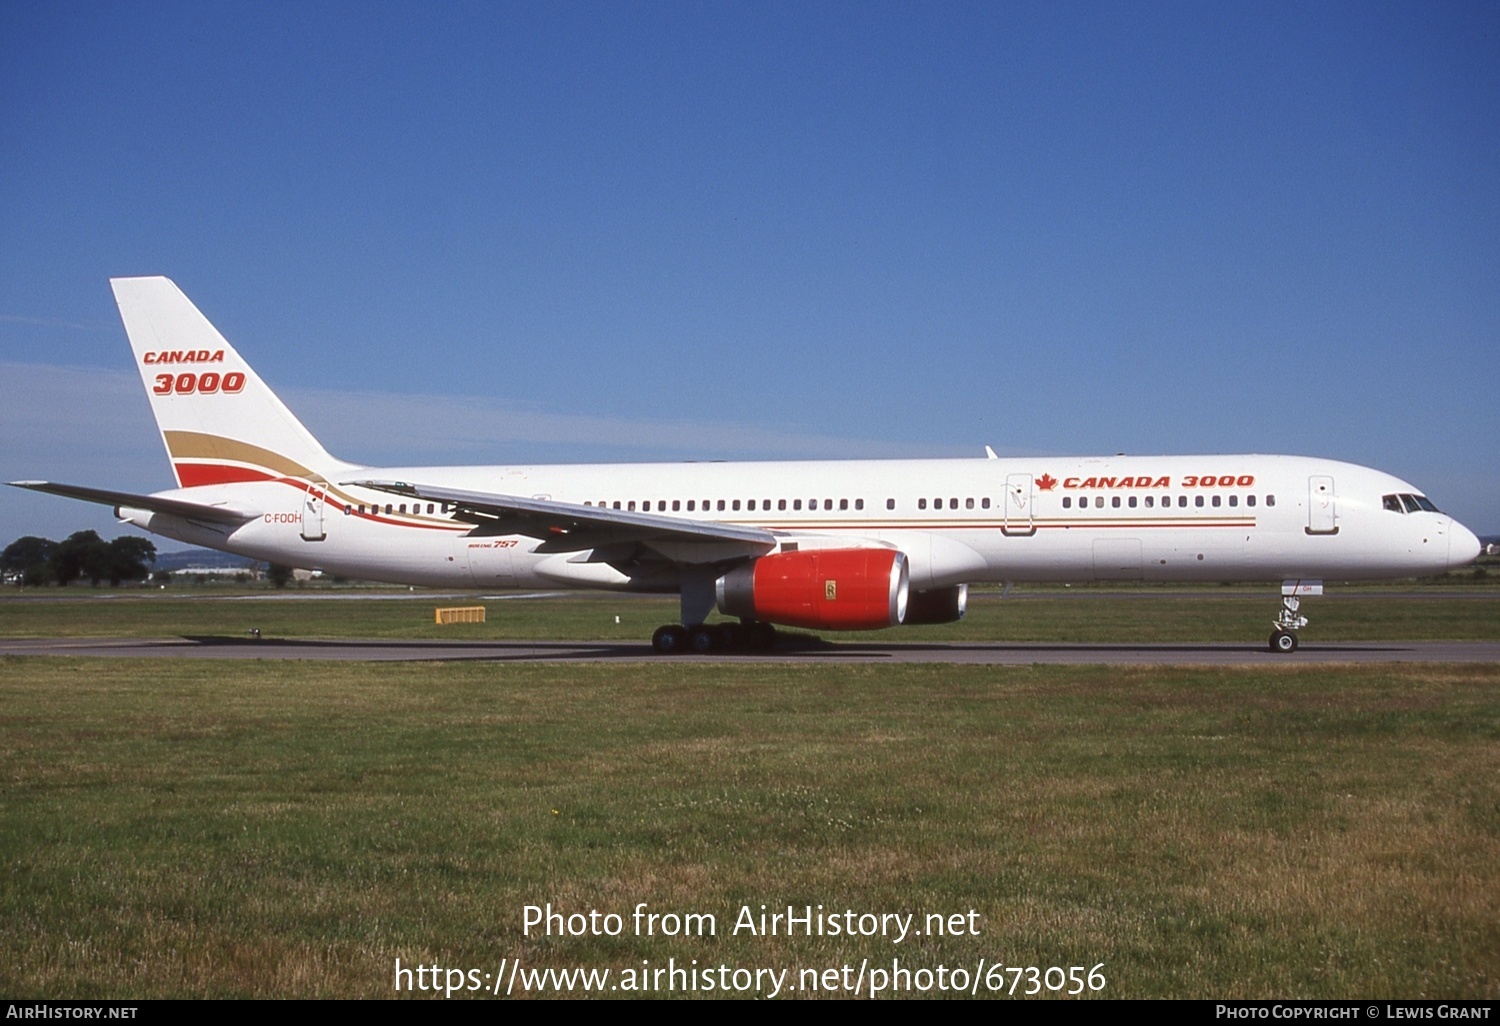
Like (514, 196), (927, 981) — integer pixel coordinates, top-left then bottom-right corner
(585, 498), (871, 513)
(341, 494), (1278, 519)
(582, 497), (1010, 514)
(1061, 494), (1276, 510)
(348, 503), (451, 516)
(917, 497), (990, 510)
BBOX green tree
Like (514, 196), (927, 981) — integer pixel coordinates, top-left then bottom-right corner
(50, 531), (107, 586)
(103, 536), (156, 586)
(267, 563), (294, 589)
(2, 536), (57, 586)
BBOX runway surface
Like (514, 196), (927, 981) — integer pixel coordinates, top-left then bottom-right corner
(3, 635), (1497, 665)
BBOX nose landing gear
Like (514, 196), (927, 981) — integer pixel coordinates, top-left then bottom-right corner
(1269, 581), (1321, 653)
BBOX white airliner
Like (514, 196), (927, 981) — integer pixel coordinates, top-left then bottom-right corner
(11, 277), (1483, 653)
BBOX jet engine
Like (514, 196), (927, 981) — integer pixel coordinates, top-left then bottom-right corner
(903, 584), (968, 625)
(716, 548), (909, 630)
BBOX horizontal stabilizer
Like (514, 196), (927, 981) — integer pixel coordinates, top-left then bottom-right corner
(8, 481), (258, 524)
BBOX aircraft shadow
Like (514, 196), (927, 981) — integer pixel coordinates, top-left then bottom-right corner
(176, 634), (1411, 662)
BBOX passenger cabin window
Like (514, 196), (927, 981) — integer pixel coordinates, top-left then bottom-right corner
(918, 498), (927, 510)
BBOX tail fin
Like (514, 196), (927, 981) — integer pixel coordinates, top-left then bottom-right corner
(111, 276), (356, 488)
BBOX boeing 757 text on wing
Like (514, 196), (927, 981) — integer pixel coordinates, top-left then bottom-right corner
(12, 277), (1482, 653)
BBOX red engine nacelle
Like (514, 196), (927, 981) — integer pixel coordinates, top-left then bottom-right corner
(716, 548), (909, 630)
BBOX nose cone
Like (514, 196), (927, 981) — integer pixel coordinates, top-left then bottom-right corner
(1449, 519), (1482, 569)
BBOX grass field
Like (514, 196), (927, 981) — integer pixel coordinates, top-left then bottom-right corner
(3, 588), (1499, 645)
(2, 640), (1497, 998)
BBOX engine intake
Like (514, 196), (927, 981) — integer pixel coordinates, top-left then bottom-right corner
(717, 548), (909, 630)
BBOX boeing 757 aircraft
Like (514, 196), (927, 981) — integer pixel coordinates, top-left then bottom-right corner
(11, 277), (1483, 653)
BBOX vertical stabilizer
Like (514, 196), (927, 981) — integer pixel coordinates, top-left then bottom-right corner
(111, 276), (356, 487)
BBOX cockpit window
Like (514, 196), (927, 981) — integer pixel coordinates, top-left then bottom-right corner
(1386, 492), (1442, 514)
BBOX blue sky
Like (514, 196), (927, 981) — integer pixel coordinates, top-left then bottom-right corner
(3, 1), (1497, 543)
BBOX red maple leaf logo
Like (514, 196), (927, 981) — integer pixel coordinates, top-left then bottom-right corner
(1036, 473), (1058, 491)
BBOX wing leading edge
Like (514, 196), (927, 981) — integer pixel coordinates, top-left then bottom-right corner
(348, 479), (778, 562)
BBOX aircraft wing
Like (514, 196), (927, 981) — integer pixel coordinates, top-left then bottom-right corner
(8, 481), (259, 524)
(349, 479), (778, 560)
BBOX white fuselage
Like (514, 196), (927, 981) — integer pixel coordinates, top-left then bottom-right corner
(122, 452), (1480, 591)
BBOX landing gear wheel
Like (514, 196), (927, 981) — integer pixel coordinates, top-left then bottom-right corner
(688, 625), (717, 654)
(714, 623), (739, 651)
(1270, 630), (1298, 653)
(745, 621), (777, 651)
(652, 625), (687, 655)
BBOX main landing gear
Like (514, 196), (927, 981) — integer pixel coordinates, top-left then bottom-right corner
(1269, 582), (1319, 653)
(651, 621), (777, 655)
(650, 567), (777, 654)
